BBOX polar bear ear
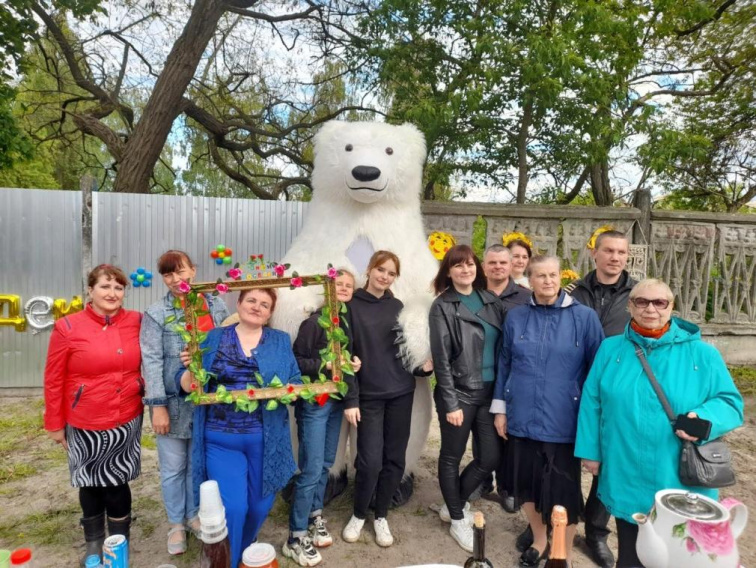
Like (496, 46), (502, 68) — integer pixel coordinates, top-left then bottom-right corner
(313, 120), (346, 155)
(398, 122), (428, 164)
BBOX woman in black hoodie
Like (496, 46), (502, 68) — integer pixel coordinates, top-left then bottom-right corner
(341, 250), (432, 548)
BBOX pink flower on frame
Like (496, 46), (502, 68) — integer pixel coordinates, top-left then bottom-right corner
(290, 277), (303, 288)
(327, 267), (339, 279)
(274, 264), (286, 277)
(228, 267), (243, 280)
(215, 283), (229, 294)
(178, 281), (192, 294)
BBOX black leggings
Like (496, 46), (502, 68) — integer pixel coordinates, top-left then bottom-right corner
(616, 517), (644, 567)
(438, 398), (500, 521)
(79, 484), (132, 519)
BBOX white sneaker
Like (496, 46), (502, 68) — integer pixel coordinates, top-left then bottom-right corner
(450, 518), (474, 553)
(342, 515), (365, 543)
(373, 517), (394, 547)
(439, 501), (471, 523)
(308, 516), (333, 548)
(282, 536), (322, 567)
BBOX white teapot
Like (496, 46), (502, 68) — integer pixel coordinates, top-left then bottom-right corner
(633, 490), (748, 568)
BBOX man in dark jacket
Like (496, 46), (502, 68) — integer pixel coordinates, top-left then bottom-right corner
(567, 230), (637, 568)
(469, 245), (531, 508)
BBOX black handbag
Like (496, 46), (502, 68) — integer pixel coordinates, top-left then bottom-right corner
(633, 343), (736, 488)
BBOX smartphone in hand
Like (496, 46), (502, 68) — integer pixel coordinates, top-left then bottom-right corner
(674, 414), (712, 440)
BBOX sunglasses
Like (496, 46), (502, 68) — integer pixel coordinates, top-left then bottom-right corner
(630, 297), (671, 309)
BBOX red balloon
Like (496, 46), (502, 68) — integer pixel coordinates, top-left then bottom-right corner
(225, 248), (232, 256)
(210, 250), (219, 258)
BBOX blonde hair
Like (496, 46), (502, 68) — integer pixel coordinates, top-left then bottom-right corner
(629, 279), (674, 302)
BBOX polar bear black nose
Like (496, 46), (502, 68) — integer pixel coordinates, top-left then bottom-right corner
(352, 166), (381, 182)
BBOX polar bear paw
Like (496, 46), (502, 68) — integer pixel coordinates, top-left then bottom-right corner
(396, 295), (434, 371)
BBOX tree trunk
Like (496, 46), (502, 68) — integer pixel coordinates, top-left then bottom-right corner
(516, 98), (533, 204)
(632, 187), (652, 244)
(112, 0), (226, 193)
(589, 160), (613, 206)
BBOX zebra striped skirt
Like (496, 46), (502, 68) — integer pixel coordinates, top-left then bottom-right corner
(66, 414), (143, 487)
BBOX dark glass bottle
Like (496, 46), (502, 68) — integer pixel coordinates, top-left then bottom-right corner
(544, 505), (569, 568)
(464, 512), (494, 568)
(200, 536), (231, 568)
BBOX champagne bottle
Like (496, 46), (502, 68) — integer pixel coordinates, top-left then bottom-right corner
(463, 512), (494, 568)
(544, 505), (569, 568)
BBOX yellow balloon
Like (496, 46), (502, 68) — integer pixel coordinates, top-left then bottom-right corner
(52, 296), (84, 320)
(427, 231), (457, 260)
(0, 294), (26, 332)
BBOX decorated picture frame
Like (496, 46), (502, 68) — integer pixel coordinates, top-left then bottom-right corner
(171, 268), (350, 411)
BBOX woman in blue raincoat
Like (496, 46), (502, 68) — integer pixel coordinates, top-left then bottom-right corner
(575, 278), (744, 568)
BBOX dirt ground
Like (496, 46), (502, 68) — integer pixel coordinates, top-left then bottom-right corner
(0, 396), (754, 568)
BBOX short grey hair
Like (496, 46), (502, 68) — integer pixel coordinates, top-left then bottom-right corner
(484, 244), (510, 257)
(629, 279), (674, 302)
(526, 255), (560, 277)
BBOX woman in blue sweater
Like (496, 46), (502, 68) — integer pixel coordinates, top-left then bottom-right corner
(177, 288), (300, 568)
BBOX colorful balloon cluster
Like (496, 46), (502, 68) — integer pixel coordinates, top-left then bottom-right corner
(211, 244), (233, 265)
(130, 267), (153, 287)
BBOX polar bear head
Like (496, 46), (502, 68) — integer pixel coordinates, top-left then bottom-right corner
(311, 121), (427, 205)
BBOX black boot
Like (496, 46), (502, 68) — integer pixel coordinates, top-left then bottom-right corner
(80, 513), (105, 566)
(585, 537), (615, 568)
(107, 514), (132, 542)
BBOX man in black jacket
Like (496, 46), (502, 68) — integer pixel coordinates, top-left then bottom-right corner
(568, 230), (637, 568)
(469, 245), (530, 509)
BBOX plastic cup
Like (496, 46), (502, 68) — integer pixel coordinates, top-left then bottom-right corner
(199, 480), (224, 521)
(0, 550), (10, 568)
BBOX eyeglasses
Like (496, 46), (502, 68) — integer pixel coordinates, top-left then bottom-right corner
(630, 297), (671, 309)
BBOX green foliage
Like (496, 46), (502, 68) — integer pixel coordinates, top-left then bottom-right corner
(0, 84), (33, 170)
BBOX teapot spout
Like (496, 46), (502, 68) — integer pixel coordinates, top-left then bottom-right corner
(633, 512), (668, 568)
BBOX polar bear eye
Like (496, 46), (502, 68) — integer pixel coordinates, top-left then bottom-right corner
(385, 147), (394, 155)
(345, 144), (353, 152)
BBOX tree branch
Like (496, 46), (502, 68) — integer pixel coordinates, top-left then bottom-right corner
(675, 0), (738, 37)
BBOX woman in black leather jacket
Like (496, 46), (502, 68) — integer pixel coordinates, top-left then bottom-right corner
(429, 245), (506, 553)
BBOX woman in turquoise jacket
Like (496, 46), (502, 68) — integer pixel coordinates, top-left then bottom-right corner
(575, 278), (744, 568)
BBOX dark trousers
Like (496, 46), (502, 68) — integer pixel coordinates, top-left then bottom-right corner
(353, 392), (414, 519)
(585, 475), (611, 542)
(79, 484), (132, 518)
(616, 518), (644, 567)
(438, 400), (500, 521)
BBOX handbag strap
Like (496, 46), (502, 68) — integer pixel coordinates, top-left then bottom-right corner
(632, 343), (677, 430)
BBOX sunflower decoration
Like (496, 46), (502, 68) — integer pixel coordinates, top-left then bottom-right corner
(502, 231), (534, 249)
(561, 269), (580, 287)
(587, 225), (615, 250)
(428, 231), (457, 260)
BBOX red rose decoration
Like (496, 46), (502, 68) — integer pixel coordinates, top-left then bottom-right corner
(315, 393), (329, 406)
(331, 316), (340, 325)
(287, 385), (295, 393)
(247, 388), (255, 397)
(185, 323), (193, 331)
(290, 276), (303, 288)
(190, 383), (197, 391)
(332, 376), (341, 382)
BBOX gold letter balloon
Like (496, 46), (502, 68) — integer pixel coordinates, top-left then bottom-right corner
(0, 295), (83, 332)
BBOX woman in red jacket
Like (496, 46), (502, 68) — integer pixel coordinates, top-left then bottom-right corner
(44, 264), (144, 564)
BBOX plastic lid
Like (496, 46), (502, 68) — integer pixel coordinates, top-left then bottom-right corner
(242, 543), (276, 566)
(10, 549), (31, 564)
(84, 554), (101, 567)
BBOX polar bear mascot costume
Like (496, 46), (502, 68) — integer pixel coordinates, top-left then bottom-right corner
(272, 120), (438, 505)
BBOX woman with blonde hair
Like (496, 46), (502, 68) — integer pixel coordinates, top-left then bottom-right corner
(576, 278), (743, 567)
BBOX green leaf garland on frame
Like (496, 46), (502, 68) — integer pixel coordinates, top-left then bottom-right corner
(175, 266), (350, 411)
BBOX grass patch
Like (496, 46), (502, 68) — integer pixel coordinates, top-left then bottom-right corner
(0, 462), (38, 485)
(141, 432), (157, 450)
(0, 504), (80, 547)
(730, 366), (756, 397)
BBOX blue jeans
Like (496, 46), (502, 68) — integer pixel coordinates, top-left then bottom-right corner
(156, 436), (197, 524)
(206, 428), (275, 568)
(289, 400), (344, 536)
